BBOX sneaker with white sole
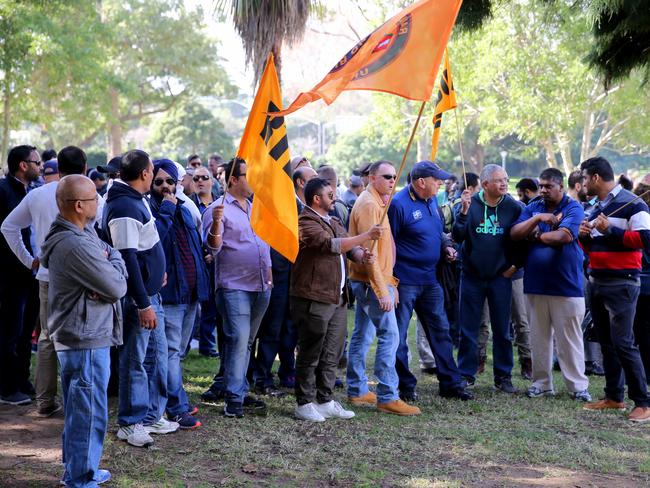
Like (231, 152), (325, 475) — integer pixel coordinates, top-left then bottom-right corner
(117, 423), (154, 447)
(144, 417), (180, 435)
(571, 389), (592, 402)
(294, 402), (326, 422)
(526, 386), (555, 398)
(314, 400), (355, 419)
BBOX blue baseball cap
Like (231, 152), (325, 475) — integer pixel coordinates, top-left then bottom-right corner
(410, 161), (453, 181)
(43, 159), (58, 176)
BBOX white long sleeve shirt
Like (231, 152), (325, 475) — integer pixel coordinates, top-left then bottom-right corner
(0, 181), (105, 282)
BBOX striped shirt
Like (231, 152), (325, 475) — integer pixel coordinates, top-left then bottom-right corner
(581, 184), (650, 281)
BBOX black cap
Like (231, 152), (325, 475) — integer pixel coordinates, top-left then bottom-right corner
(358, 162), (372, 176)
(96, 156), (122, 174)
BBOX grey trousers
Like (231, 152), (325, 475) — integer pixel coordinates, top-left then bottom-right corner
(36, 280), (58, 409)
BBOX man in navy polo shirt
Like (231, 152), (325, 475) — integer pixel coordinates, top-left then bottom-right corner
(388, 161), (472, 401)
(511, 168), (591, 402)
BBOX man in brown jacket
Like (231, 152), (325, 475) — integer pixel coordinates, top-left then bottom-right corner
(346, 160), (421, 416)
(290, 178), (381, 422)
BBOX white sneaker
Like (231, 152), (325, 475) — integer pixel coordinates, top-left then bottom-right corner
(117, 423), (154, 447)
(145, 417), (180, 435)
(294, 402), (326, 422)
(315, 400), (355, 419)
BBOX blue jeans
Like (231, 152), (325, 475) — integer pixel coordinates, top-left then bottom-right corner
(395, 283), (463, 392)
(346, 281), (399, 404)
(457, 273), (514, 381)
(252, 279), (293, 387)
(216, 289), (271, 404)
(118, 295), (168, 426)
(58, 348), (110, 488)
(163, 302), (198, 416)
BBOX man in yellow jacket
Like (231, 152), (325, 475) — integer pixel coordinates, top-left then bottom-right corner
(346, 160), (421, 416)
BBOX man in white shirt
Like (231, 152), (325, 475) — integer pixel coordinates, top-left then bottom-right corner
(1, 146), (101, 417)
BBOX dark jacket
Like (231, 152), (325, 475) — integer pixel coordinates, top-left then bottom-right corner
(102, 181), (166, 309)
(0, 175), (33, 282)
(40, 216), (127, 351)
(149, 195), (209, 304)
(290, 207), (356, 305)
(452, 192), (523, 279)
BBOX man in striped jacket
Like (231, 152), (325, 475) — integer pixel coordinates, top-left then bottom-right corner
(578, 157), (650, 422)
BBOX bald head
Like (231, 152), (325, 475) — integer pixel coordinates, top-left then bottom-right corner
(56, 175), (98, 228)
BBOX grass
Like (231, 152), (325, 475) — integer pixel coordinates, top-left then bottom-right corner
(5, 313), (650, 487)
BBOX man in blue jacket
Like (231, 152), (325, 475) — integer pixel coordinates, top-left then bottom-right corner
(388, 161), (472, 402)
(150, 159), (209, 430)
(452, 164), (523, 393)
(103, 149), (178, 447)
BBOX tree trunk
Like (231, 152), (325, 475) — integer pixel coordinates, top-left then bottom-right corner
(108, 88), (122, 157)
(272, 42), (282, 86)
(1, 75), (11, 171)
(542, 140), (558, 168)
(556, 134), (573, 175)
(416, 135), (426, 161)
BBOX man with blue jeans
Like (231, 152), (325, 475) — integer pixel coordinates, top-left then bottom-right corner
(150, 159), (209, 429)
(388, 161), (473, 402)
(41, 175), (127, 487)
(452, 164), (523, 393)
(103, 150), (179, 447)
(203, 158), (271, 418)
(346, 160), (420, 416)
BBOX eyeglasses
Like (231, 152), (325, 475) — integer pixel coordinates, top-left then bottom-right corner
(65, 195), (99, 202)
(189, 162), (202, 168)
(154, 178), (176, 186)
(318, 191), (335, 200)
(379, 174), (397, 181)
(26, 160), (42, 166)
(193, 175), (210, 182)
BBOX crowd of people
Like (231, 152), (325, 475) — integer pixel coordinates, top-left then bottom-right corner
(1, 143), (649, 487)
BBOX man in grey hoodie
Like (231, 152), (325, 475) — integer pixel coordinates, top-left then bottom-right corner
(41, 175), (127, 487)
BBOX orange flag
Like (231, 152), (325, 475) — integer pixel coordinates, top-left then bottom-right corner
(430, 49), (457, 160)
(237, 53), (298, 262)
(273, 0), (463, 117)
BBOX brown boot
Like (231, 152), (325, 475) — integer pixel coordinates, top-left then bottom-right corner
(629, 407), (650, 423)
(348, 391), (377, 406)
(377, 399), (421, 416)
(520, 358), (532, 380)
(583, 398), (626, 411)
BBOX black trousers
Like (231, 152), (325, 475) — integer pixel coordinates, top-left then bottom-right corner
(0, 276), (39, 396)
(291, 296), (347, 406)
(590, 281), (650, 406)
(634, 294), (650, 384)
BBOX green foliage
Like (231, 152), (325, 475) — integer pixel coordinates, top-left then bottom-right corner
(147, 101), (234, 161)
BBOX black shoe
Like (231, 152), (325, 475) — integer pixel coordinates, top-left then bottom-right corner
(223, 402), (244, 418)
(440, 387), (474, 401)
(243, 396), (268, 416)
(254, 385), (286, 398)
(399, 391), (418, 402)
(461, 376), (475, 388)
(199, 350), (220, 358)
(520, 358), (532, 381)
(585, 361), (605, 376)
(420, 367), (438, 375)
(494, 377), (518, 394)
(201, 388), (225, 403)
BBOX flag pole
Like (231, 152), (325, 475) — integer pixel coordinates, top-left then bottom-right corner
(605, 189), (650, 218)
(454, 107), (467, 189)
(370, 100), (427, 251)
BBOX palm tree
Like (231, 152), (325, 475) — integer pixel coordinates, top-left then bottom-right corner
(218, 0), (315, 84)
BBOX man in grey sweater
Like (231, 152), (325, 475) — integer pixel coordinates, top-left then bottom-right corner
(41, 175), (127, 487)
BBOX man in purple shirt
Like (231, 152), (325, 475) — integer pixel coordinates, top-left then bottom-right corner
(202, 157), (272, 418)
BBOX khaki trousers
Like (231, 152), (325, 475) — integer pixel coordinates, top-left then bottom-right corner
(526, 294), (588, 393)
(36, 281), (58, 409)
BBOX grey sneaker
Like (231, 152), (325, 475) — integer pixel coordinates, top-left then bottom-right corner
(37, 402), (63, 417)
(144, 417), (180, 435)
(117, 423), (154, 447)
(571, 389), (592, 402)
(526, 386), (555, 398)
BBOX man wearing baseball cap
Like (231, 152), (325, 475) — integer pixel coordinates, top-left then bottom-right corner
(388, 161), (473, 402)
(42, 160), (59, 184)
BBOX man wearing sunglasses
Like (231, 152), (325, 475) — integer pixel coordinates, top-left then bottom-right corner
(149, 159), (209, 430)
(0, 145), (41, 406)
(388, 161), (473, 403)
(346, 160), (421, 416)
